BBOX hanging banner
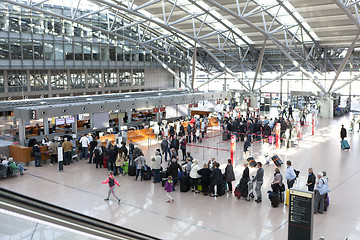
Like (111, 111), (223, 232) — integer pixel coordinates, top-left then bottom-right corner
(230, 134), (236, 165)
(275, 123), (280, 149)
(153, 108), (159, 113)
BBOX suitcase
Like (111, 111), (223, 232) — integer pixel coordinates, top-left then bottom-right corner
(222, 133), (229, 141)
(247, 157), (257, 168)
(142, 166), (151, 181)
(271, 155), (283, 167)
(285, 189), (290, 206)
(128, 165), (136, 176)
(180, 175), (191, 192)
(268, 191), (280, 207)
(217, 181), (226, 196)
(234, 185), (242, 199)
(103, 157), (108, 168)
(340, 140), (350, 150)
(0, 164), (9, 179)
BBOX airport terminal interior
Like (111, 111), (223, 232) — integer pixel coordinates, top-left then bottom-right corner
(1, 0), (360, 240)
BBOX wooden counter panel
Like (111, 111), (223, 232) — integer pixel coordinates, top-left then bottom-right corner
(9, 145), (49, 164)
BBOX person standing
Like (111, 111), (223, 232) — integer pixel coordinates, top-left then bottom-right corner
(115, 148), (126, 176)
(189, 159), (201, 193)
(106, 145), (117, 172)
(134, 153), (146, 181)
(197, 164), (212, 195)
(167, 158), (182, 191)
(62, 138), (73, 165)
(210, 162), (223, 197)
(271, 168), (284, 202)
(252, 162), (264, 203)
(151, 151), (162, 183)
(161, 137), (171, 162)
(128, 140), (134, 163)
(48, 139), (58, 165)
(32, 141), (42, 167)
(102, 171), (121, 204)
(88, 138), (98, 164)
(314, 172), (329, 214)
(224, 159), (236, 193)
(164, 176), (174, 203)
(180, 137), (187, 161)
(306, 168), (316, 191)
(79, 134), (90, 160)
(340, 125), (347, 141)
(288, 105), (293, 120)
(286, 161), (296, 189)
(207, 157), (217, 171)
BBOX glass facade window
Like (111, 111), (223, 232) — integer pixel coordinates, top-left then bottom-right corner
(30, 70), (48, 91)
(0, 39), (9, 59)
(88, 70), (101, 88)
(51, 70), (68, 90)
(119, 71), (131, 87)
(70, 70), (85, 89)
(0, 71), (4, 93)
(133, 70), (144, 86)
(8, 70), (27, 93)
(104, 71), (117, 88)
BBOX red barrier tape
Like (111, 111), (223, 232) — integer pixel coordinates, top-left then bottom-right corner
(189, 143), (230, 152)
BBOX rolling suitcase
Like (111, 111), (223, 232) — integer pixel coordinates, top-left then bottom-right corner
(0, 164), (8, 179)
(234, 185), (242, 199)
(271, 155), (283, 167)
(180, 175), (191, 192)
(340, 140), (350, 150)
(268, 191), (280, 207)
(247, 157), (257, 168)
(217, 181), (226, 196)
(128, 164), (136, 176)
(103, 157), (108, 168)
(222, 133), (229, 141)
(142, 165), (151, 180)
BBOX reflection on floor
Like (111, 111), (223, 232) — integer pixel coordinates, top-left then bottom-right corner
(1, 114), (360, 240)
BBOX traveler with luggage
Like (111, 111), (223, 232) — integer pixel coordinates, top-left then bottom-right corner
(286, 161), (296, 189)
(197, 164), (212, 195)
(306, 168), (316, 191)
(340, 125), (347, 141)
(224, 159), (236, 193)
(271, 168), (284, 202)
(189, 159), (201, 193)
(314, 172), (330, 214)
(134, 153), (146, 181)
(79, 134), (90, 160)
(102, 171), (121, 204)
(151, 150), (162, 183)
(115, 148), (126, 176)
(32, 142), (42, 167)
(167, 158), (182, 191)
(180, 137), (187, 161)
(210, 162), (223, 197)
(252, 162), (264, 203)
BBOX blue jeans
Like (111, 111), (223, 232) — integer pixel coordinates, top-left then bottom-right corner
(81, 147), (88, 159)
(89, 149), (94, 163)
(18, 164), (25, 175)
(108, 162), (116, 173)
(135, 169), (143, 180)
(153, 169), (160, 183)
(172, 177), (179, 191)
(64, 151), (71, 165)
(35, 155), (41, 167)
(117, 166), (124, 174)
(164, 148), (171, 162)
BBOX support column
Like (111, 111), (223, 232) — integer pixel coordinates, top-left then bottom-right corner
(319, 97), (333, 119)
(18, 118), (26, 146)
(127, 109), (132, 123)
(90, 113), (94, 129)
(43, 117), (49, 135)
(72, 115), (77, 134)
(250, 94), (258, 109)
(118, 112), (124, 129)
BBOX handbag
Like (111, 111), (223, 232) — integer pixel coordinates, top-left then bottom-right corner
(279, 184), (285, 192)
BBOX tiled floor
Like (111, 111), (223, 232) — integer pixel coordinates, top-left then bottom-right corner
(1, 114), (360, 240)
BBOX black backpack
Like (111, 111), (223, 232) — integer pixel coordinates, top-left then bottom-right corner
(108, 177), (115, 187)
(294, 169), (300, 179)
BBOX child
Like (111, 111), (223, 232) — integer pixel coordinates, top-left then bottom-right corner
(102, 171), (121, 204)
(164, 176), (174, 203)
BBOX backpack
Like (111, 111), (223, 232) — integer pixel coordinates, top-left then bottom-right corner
(294, 169), (300, 179)
(108, 177), (115, 187)
(94, 148), (101, 157)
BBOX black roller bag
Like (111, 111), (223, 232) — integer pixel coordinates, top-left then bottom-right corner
(128, 164), (136, 176)
(271, 155), (283, 167)
(142, 165), (151, 181)
(247, 157), (257, 168)
(180, 175), (191, 192)
(268, 191), (280, 208)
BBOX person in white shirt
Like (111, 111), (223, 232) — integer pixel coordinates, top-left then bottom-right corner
(151, 151), (162, 183)
(79, 135), (90, 159)
(286, 160), (296, 189)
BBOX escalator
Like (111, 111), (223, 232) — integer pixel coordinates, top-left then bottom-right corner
(0, 188), (160, 240)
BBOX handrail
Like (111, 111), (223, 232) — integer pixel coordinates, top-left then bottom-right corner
(0, 188), (160, 240)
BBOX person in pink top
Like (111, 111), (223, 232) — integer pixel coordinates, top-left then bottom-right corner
(102, 171), (121, 204)
(164, 176), (174, 203)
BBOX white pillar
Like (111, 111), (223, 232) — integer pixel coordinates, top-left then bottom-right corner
(18, 119), (26, 146)
(250, 94), (259, 109)
(90, 113), (94, 129)
(319, 97), (333, 119)
(43, 117), (49, 135)
(72, 115), (77, 134)
(127, 109), (132, 123)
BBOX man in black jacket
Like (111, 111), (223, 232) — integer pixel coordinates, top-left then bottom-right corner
(167, 158), (182, 191)
(170, 136), (180, 156)
(106, 145), (117, 174)
(210, 162), (223, 197)
(340, 125), (347, 141)
(89, 139), (98, 164)
(252, 162), (264, 203)
(198, 164), (212, 195)
(306, 168), (316, 191)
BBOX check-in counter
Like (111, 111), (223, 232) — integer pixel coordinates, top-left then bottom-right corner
(127, 128), (155, 143)
(9, 145), (49, 164)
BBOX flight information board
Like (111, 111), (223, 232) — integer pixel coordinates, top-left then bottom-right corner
(288, 189), (314, 240)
